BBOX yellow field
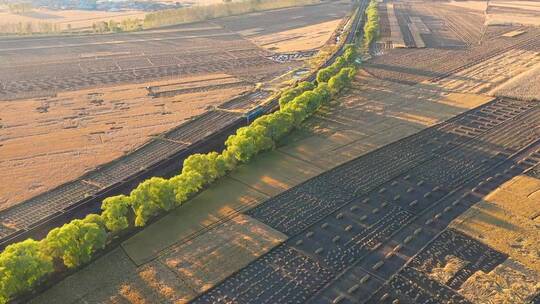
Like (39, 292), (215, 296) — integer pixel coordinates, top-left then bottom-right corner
(460, 259), (540, 303)
(452, 174), (540, 272)
(445, 0), (540, 26)
(0, 8), (146, 31)
(252, 18), (343, 52)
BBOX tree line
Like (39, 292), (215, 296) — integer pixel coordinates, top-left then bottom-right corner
(363, 0), (379, 48)
(0, 44), (359, 303)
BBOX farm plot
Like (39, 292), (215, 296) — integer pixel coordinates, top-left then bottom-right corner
(314, 142), (540, 304)
(218, 90), (271, 111)
(196, 99), (540, 303)
(366, 24), (540, 85)
(0, 1), (356, 101)
(31, 199), (285, 304)
(451, 180), (540, 272)
(421, 3), (485, 46)
(376, 3), (392, 49)
(29, 247), (198, 304)
(459, 258), (540, 303)
(393, 3), (415, 48)
(215, 1), (352, 52)
(0, 8), (147, 32)
(336, 145), (540, 303)
(26, 73), (505, 303)
(276, 74), (493, 170)
(0, 108), (245, 240)
(159, 214), (287, 294)
(0, 0), (353, 215)
(147, 75), (250, 98)
(485, 0), (540, 26)
(482, 173), (540, 219)
(121, 176), (271, 265)
(378, 1), (482, 49)
(192, 244), (334, 304)
(0, 28), (285, 100)
(408, 229), (508, 290)
(492, 63), (540, 101)
(0, 73), (248, 211)
(434, 48), (540, 95)
(228, 150), (324, 197)
(251, 19), (344, 52)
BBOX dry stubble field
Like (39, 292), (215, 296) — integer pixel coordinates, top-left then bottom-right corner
(0, 74), (250, 210)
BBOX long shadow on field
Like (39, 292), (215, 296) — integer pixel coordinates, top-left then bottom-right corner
(192, 98), (540, 304)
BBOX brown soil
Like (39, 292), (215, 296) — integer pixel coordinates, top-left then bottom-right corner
(251, 18), (343, 52)
(0, 73), (252, 210)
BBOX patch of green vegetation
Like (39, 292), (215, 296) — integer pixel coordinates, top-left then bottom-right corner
(363, 0), (379, 48)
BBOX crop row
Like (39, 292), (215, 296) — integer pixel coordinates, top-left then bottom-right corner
(303, 138), (540, 304)
(0, 56), (277, 99)
(247, 98), (533, 235)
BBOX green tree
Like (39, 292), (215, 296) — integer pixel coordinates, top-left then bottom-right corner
(281, 88), (324, 126)
(316, 57), (346, 84)
(41, 215), (107, 268)
(130, 177), (175, 226)
(279, 81), (315, 109)
(316, 68), (333, 85)
(342, 44), (358, 63)
(252, 111), (294, 141)
(225, 125), (273, 162)
(182, 152), (227, 184)
(101, 195), (132, 233)
(364, 0), (379, 48)
(0, 239), (53, 304)
(169, 171), (205, 204)
(314, 82), (331, 104)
